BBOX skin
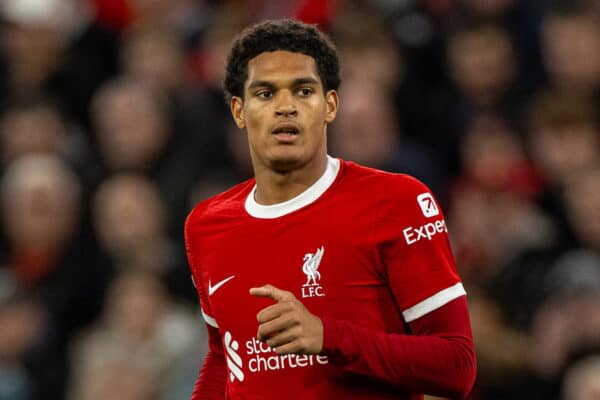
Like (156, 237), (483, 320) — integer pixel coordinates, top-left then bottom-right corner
(230, 50), (339, 355)
(250, 285), (325, 355)
(230, 50), (338, 205)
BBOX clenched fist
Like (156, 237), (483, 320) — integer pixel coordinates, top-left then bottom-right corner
(250, 284), (324, 355)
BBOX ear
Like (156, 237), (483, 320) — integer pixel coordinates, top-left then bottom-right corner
(324, 90), (339, 123)
(230, 96), (245, 128)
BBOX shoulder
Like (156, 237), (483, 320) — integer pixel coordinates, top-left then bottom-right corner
(341, 160), (433, 199)
(185, 178), (254, 228)
(338, 160), (442, 224)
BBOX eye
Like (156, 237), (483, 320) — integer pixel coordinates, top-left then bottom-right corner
(256, 90), (273, 99)
(298, 88), (313, 97)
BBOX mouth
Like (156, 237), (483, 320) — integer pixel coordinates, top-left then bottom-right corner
(272, 124), (301, 143)
(272, 124), (300, 135)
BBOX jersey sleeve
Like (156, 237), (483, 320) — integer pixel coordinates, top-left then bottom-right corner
(185, 209), (227, 399)
(381, 176), (465, 322)
(321, 297), (476, 398)
(185, 208), (219, 333)
(320, 175), (476, 398)
(191, 325), (227, 400)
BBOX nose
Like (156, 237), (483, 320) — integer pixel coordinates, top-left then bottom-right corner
(275, 91), (297, 118)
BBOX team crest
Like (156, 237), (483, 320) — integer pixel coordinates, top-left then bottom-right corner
(301, 246), (325, 298)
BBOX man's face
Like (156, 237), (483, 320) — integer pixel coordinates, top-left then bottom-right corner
(230, 50), (338, 173)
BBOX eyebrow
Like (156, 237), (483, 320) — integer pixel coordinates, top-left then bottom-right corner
(247, 77), (320, 90)
(293, 77), (320, 86)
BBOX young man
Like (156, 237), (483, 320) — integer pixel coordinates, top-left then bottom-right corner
(185, 19), (476, 399)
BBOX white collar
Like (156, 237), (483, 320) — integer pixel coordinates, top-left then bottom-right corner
(245, 156), (340, 219)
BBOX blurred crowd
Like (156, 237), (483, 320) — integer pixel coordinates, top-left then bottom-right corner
(0, 0), (598, 399)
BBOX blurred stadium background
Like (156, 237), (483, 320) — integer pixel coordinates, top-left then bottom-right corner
(0, 0), (599, 399)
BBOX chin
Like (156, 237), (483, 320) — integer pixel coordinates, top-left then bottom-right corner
(268, 156), (304, 173)
(266, 148), (307, 171)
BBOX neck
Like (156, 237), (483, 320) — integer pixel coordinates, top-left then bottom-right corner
(253, 153), (328, 205)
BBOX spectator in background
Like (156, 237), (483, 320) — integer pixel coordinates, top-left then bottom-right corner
(0, 155), (111, 399)
(329, 81), (441, 193)
(121, 28), (186, 95)
(442, 24), (523, 173)
(92, 173), (193, 301)
(483, 140), (600, 399)
(90, 76), (231, 237)
(119, 24), (240, 232)
(563, 166), (600, 253)
(582, 0), (600, 23)
(447, 25), (517, 111)
(92, 174), (171, 273)
(74, 358), (159, 400)
(0, 273), (65, 400)
(562, 354), (600, 400)
(541, 4), (600, 101)
(489, 171), (600, 335)
(526, 91), (600, 240)
(445, 113), (557, 397)
(329, 8), (441, 191)
(529, 250), (600, 390)
(0, 0), (119, 125)
(454, 0), (515, 19)
(91, 79), (170, 174)
(0, 102), (96, 187)
(121, 0), (208, 41)
(333, 9), (402, 93)
(0, 103), (65, 164)
(0, 155), (110, 327)
(448, 114), (551, 285)
(0, 0), (74, 106)
(148, 5), (267, 233)
(69, 270), (205, 400)
(528, 92), (600, 189)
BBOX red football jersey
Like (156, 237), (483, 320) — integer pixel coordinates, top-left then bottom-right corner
(185, 157), (468, 399)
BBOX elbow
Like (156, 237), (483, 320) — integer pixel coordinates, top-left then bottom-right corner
(446, 344), (477, 399)
(429, 337), (477, 399)
(450, 363), (477, 399)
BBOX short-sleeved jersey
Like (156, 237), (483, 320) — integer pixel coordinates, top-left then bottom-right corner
(185, 157), (465, 399)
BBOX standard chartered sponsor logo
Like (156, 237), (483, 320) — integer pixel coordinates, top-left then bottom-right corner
(403, 219), (447, 245)
(224, 331), (244, 382)
(245, 337), (329, 372)
(223, 331), (329, 382)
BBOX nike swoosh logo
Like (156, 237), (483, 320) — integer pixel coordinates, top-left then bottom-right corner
(208, 276), (235, 296)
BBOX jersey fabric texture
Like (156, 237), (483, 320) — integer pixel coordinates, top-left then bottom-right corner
(185, 157), (475, 399)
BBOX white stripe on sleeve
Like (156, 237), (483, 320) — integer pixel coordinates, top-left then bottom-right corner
(201, 308), (219, 328)
(402, 282), (466, 322)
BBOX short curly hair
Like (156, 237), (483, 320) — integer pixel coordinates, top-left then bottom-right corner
(224, 19), (341, 102)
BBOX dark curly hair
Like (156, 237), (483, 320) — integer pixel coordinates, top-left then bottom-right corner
(224, 19), (341, 102)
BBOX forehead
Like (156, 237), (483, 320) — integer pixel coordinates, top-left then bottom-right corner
(246, 50), (320, 86)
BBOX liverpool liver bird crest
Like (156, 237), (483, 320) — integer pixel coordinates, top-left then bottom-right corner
(302, 246), (324, 286)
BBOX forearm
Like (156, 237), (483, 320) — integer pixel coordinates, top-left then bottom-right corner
(321, 297), (476, 399)
(191, 325), (227, 400)
(191, 351), (227, 400)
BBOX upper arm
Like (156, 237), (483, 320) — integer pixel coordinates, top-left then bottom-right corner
(379, 176), (465, 323)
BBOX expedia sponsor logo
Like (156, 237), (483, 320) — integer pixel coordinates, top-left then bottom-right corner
(403, 219), (447, 245)
(417, 192), (439, 218)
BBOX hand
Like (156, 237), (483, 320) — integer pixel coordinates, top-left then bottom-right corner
(249, 284), (323, 355)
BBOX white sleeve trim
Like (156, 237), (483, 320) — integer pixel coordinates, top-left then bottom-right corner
(402, 282), (466, 322)
(201, 308), (219, 328)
